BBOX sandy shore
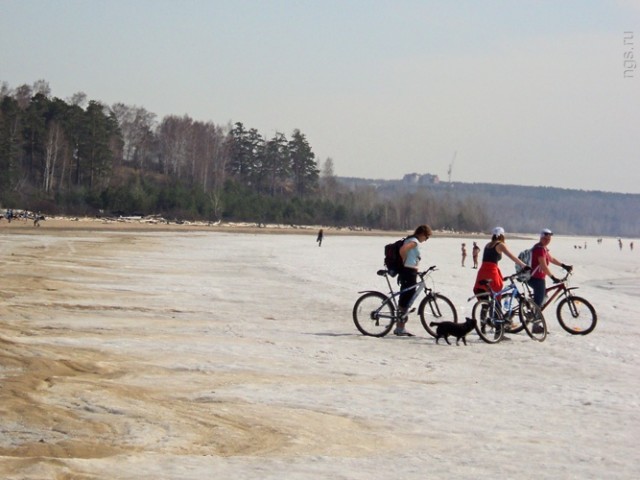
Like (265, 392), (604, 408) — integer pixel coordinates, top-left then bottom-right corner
(0, 215), (492, 240)
(1, 215), (386, 235)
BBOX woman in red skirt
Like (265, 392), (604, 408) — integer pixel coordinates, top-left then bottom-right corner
(473, 227), (529, 296)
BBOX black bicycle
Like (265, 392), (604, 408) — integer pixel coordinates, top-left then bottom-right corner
(353, 266), (458, 337)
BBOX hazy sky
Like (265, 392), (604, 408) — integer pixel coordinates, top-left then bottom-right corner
(2, 0), (639, 193)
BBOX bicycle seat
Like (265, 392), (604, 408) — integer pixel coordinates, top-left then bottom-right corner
(377, 269), (388, 276)
(479, 279), (492, 286)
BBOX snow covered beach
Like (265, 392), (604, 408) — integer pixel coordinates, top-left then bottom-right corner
(0, 224), (638, 479)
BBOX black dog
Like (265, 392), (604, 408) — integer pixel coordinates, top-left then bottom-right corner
(430, 317), (476, 345)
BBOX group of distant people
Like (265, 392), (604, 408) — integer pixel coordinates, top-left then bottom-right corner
(618, 238), (634, 251)
(577, 238), (633, 251)
(460, 242), (481, 268)
(1, 209), (43, 226)
(2, 208), (15, 222)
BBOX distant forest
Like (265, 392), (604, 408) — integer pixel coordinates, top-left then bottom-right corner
(341, 177), (640, 237)
(1, 80), (638, 237)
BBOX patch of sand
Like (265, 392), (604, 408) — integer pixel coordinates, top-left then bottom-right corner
(0, 230), (399, 478)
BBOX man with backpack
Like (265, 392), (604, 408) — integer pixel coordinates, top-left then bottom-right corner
(394, 224), (433, 336)
(528, 228), (573, 308)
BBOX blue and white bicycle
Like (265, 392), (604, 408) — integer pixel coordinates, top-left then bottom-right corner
(468, 272), (547, 343)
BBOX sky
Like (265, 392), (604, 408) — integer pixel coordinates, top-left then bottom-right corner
(1, 0), (639, 194)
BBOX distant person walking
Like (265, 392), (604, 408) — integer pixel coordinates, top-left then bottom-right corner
(472, 242), (480, 269)
(631, 241), (634, 251)
(461, 243), (467, 267)
(316, 229), (324, 247)
(619, 238), (623, 250)
(395, 224), (433, 336)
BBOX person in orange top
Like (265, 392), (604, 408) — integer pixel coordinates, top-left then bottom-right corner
(473, 227), (529, 296)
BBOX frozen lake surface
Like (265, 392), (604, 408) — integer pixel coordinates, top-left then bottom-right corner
(0, 229), (638, 479)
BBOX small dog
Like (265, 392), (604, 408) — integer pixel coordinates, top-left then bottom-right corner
(430, 317), (476, 345)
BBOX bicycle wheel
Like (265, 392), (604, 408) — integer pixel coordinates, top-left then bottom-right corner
(556, 296), (597, 335)
(471, 299), (504, 344)
(518, 297), (547, 342)
(352, 292), (395, 337)
(418, 293), (458, 337)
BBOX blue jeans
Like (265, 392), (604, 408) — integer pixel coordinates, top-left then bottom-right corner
(528, 277), (546, 307)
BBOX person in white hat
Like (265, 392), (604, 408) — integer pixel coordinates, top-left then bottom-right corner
(473, 227), (529, 297)
(528, 229), (573, 308)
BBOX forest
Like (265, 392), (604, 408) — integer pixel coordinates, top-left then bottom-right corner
(0, 80), (491, 232)
(343, 177), (639, 237)
(1, 80), (637, 236)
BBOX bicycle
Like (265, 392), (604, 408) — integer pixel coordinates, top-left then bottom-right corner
(468, 272), (547, 343)
(508, 272), (597, 335)
(352, 266), (458, 337)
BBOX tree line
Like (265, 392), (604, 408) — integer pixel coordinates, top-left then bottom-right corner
(0, 80), (491, 231)
(344, 178), (640, 237)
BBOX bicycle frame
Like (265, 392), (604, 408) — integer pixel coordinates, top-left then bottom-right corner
(385, 266), (437, 312)
(358, 266), (437, 315)
(523, 273), (578, 312)
(469, 276), (521, 322)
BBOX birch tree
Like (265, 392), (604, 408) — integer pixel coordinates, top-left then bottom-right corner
(111, 103), (156, 170)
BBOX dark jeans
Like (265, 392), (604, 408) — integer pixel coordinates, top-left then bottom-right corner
(528, 277), (546, 307)
(398, 268), (418, 311)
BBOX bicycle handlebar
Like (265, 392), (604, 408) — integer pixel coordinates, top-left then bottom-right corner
(418, 265), (437, 277)
(376, 265), (437, 278)
(501, 272), (522, 282)
(510, 270), (573, 284)
(558, 271), (572, 283)
(469, 269), (575, 303)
